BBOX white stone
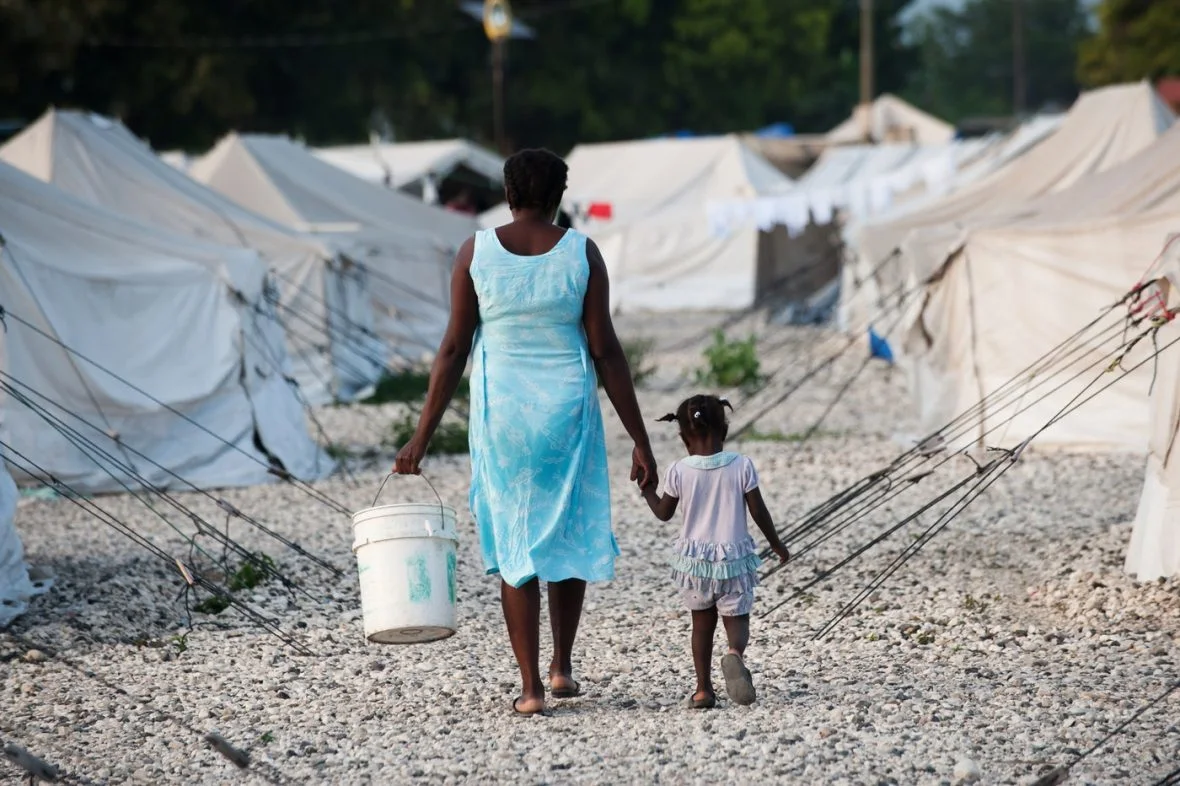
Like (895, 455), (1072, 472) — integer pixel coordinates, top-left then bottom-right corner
(953, 757), (982, 783)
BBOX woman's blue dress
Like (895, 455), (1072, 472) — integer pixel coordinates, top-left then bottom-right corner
(468, 227), (617, 588)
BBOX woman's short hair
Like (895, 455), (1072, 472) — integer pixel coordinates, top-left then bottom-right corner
(504, 148), (568, 214)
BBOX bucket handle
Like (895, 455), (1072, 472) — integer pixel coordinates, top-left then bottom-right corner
(371, 472), (446, 536)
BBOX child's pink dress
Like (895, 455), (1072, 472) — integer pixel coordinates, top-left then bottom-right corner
(663, 451), (762, 616)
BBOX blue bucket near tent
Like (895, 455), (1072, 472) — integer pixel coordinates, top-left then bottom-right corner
(868, 327), (894, 364)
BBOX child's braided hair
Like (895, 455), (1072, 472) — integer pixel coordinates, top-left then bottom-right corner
(503, 148), (568, 214)
(657, 394), (734, 440)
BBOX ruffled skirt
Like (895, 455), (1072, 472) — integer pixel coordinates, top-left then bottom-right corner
(669, 536), (761, 595)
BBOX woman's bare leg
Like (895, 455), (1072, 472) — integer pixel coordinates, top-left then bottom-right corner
(501, 578), (544, 713)
(548, 578), (586, 692)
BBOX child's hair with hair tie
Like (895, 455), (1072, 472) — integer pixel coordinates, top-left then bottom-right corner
(657, 394), (733, 440)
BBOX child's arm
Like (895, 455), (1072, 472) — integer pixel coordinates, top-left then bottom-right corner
(642, 486), (679, 522)
(745, 488), (790, 563)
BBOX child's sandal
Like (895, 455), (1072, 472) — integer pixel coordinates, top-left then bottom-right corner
(721, 654), (756, 706)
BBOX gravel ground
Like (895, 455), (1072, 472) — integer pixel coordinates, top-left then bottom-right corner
(2, 318), (1178, 785)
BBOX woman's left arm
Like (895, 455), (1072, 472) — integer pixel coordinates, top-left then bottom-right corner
(394, 238), (479, 475)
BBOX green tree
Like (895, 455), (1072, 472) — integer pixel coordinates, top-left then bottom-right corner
(0, 0), (919, 154)
(903, 0), (1089, 122)
(1079, 0), (1180, 86)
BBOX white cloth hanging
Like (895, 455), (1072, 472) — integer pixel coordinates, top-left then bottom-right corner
(869, 179), (893, 214)
(778, 194), (811, 237)
(809, 188), (835, 225)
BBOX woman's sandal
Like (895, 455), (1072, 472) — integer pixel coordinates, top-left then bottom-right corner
(550, 676), (581, 699)
(689, 691), (716, 710)
(720, 654), (757, 706)
(512, 697), (549, 717)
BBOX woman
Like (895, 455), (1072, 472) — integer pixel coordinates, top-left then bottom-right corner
(394, 148), (657, 716)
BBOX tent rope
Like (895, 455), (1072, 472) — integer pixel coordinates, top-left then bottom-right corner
(2, 630), (295, 784)
(0, 303), (353, 517)
(1027, 678), (1180, 786)
(0, 383), (326, 601)
(0, 441), (312, 654)
(0, 371), (341, 577)
(789, 322), (1180, 636)
(658, 257), (839, 354)
(1, 239), (141, 476)
(758, 299), (1150, 560)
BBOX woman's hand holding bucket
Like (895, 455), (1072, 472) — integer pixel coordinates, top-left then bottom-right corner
(394, 437), (427, 476)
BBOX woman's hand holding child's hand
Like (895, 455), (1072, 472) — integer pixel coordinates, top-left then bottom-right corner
(631, 444), (658, 492)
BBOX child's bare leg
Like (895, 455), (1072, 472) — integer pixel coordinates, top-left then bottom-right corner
(721, 614), (750, 657)
(691, 607), (718, 700)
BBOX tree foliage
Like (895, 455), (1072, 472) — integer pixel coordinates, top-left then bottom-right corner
(903, 0), (1088, 122)
(0, 0), (1088, 154)
(1078, 0), (1180, 86)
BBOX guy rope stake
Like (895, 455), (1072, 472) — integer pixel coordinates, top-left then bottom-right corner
(204, 733), (250, 770)
(2, 743), (60, 784)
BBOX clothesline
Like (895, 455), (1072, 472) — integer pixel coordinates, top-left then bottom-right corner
(704, 147), (962, 239)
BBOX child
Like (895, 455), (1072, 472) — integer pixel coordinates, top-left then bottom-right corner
(642, 395), (790, 709)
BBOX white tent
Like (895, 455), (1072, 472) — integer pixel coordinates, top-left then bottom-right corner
(0, 110), (384, 405)
(826, 94), (956, 146)
(788, 140), (996, 229)
(549, 134), (821, 313)
(315, 138), (504, 201)
(1126, 236), (1180, 580)
(835, 114), (1063, 331)
(900, 120), (1180, 452)
(191, 134), (477, 361)
(478, 202), (512, 229)
(0, 159), (331, 492)
(160, 150), (190, 170)
(924, 114), (1064, 196)
(844, 82), (1174, 335)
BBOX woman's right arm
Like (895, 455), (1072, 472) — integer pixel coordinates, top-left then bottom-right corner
(394, 237), (479, 475)
(582, 238), (657, 489)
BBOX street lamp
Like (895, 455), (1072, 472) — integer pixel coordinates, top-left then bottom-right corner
(459, 1), (535, 155)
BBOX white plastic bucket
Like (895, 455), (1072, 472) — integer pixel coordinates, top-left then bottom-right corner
(351, 475), (459, 644)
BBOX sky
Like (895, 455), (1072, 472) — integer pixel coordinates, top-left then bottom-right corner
(900, 0), (966, 26)
(900, 0), (1101, 28)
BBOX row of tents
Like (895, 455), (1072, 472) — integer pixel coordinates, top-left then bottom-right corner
(0, 95), (959, 624)
(0, 113), (496, 625)
(830, 81), (1180, 582)
(3, 86), (1178, 626)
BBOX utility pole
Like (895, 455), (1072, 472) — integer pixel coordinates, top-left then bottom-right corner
(1012, 0), (1026, 117)
(859, 0), (875, 142)
(492, 39), (506, 155)
(483, 0), (513, 155)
